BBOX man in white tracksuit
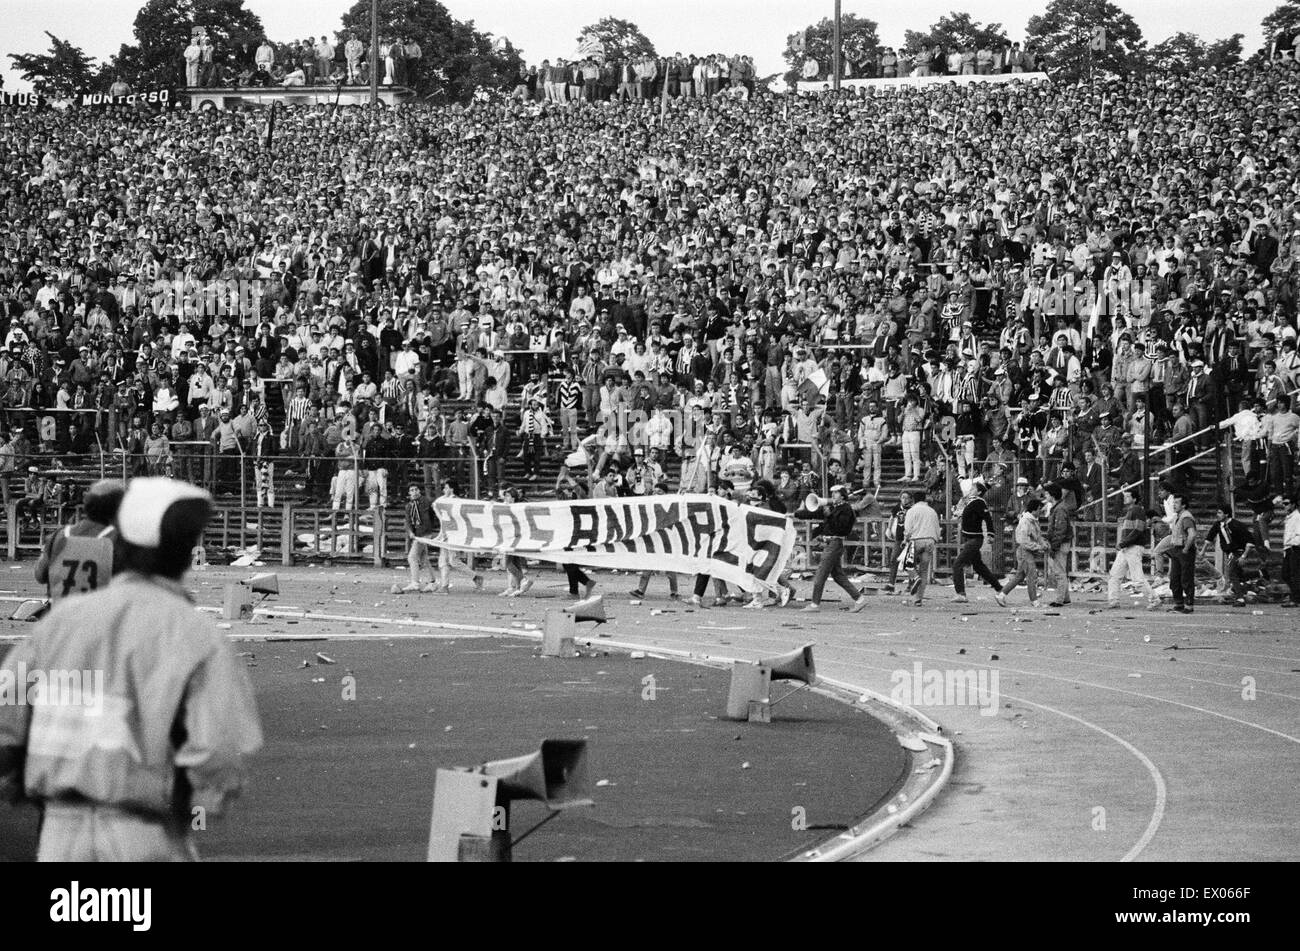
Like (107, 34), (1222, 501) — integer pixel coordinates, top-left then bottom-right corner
(0, 478), (262, 861)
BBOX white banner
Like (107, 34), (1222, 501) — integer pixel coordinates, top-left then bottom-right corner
(426, 495), (794, 594)
(797, 71), (1049, 95)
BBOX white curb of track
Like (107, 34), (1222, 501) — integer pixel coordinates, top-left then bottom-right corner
(538, 630), (956, 863)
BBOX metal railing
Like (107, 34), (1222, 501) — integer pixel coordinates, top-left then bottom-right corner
(0, 446), (479, 565)
(1076, 421), (1220, 516)
(200, 503), (410, 567)
(0, 499), (410, 567)
(1078, 380), (1300, 517)
(787, 516), (1156, 585)
(0, 499), (1203, 586)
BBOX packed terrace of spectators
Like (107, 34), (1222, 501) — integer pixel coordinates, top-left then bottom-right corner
(2, 54), (1298, 570)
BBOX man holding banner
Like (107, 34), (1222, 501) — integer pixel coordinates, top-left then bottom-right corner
(430, 481), (484, 593)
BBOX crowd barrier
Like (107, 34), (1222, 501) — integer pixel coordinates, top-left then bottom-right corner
(787, 517), (1126, 585)
(0, 498), (1165, 581)
(1, 499), (409, 567)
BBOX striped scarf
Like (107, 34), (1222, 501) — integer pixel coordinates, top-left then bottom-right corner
(677, 348), (694, 377)
(956, 374), (980, 407)
(286, 395), (311, 426)
(558, 380), (582, 409)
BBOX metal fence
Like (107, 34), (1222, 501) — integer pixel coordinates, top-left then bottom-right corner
(1, 499), (410, 566)
(0, 500), (1150, 581)
(0, 446), (479, 566)
(787, 517), (1130, 584)
(0, 447), (477, 507)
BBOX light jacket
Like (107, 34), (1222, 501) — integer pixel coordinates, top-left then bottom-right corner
(0, 573), (262, 819)
(1014, 511), (1046, 553)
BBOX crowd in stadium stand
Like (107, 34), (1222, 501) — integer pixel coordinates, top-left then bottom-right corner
(812, 41), (1048, 80)
(180, 34), (1030, 96)
(180, 29), (762, 99)
(182, 31), (425, 88)
(2, 49), (1300, 603)
(519, 54), (759, 101)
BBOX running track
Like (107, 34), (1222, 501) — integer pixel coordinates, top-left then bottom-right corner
(3, 563), (1296, 861)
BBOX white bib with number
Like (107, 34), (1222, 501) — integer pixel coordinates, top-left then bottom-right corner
(48, 533), (114, 603)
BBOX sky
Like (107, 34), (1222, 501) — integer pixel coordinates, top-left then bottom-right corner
(1, 0), (1282, 92)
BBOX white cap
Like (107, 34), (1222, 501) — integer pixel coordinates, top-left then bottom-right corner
(118, 478), (211, 548)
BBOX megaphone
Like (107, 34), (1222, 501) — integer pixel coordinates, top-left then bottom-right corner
(725, 643), (817, 723)
(564, 593), (606, 625)
(803, 492), (823, 513)
(428, 739), (593, 862)
(244, 573), (279, 596)
(9, 599), (49, 622)
(482, 739), (593, 810)
(766, 643), (817, 685)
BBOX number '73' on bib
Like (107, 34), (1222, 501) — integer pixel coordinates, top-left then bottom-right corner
(47, 534), (114, 603)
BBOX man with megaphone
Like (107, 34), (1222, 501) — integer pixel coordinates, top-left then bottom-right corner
(793, 485), (871, 613)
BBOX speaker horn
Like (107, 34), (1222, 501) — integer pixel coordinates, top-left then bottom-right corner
(427, 739), (593, 863)
(565, 593), (606, 625)
(725, 644), (816, 722)
(764, 643), (816, 685)
(481, 739), (593, 810)
(244, 572), (279, 596)
(803, 492), (823, 513)
(10, 599), (49, 622)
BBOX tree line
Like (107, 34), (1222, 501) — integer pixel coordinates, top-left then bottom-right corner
(7, 0), (1300, 102)
(784, 0), (1298, 86)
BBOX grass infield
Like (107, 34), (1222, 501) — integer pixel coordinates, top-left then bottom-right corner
(0, 637), (907, 862)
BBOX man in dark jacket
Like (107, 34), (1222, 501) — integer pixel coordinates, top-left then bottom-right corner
(1044, 482), (1076, 606)
(485, 407), (510, 493)
(1251, 223), (1279, 273)
(1081, 448), (1105, 512)
(1210, 503), (1259, 607)
(401, 484), (437, 592)
(951, 479), (1003, 602)
(793, 484), (871, 613)
(1184, 359), (1219, 448)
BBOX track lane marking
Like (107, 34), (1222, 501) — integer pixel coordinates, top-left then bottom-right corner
(822, 644), (1300, 746)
